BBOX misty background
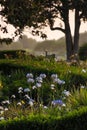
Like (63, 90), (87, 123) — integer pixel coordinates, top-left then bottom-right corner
(0, 32), (87, 59)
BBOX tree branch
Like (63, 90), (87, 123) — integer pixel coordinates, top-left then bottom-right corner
(50, 26), (65, 33)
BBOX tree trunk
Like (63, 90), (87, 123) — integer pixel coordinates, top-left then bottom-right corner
(64, 13), (73, 61)
(73, 9), (80, 61)
(64, 9), (80, 62)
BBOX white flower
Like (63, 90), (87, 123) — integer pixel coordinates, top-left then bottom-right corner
(82, 69), (86, 73)
(26, 73), (33, 78)
(24, 88), (30, 93)
(0, 106), (4, 110)
(2, 100), (10, 105)
(24, 94), (30, 100)
(0, 117), (4, 120)
(28, 99), (34, 107)
(18, 90), (23, 94)
(8, 75), (11, 77)
(6, 100), (10, 104)
(40, 74), (46, 78)
(80, 85), (85, 89)
(32, 85), (37, 89)
(27, 78), (34, 83)
(36, 76), (43, 83)
(51, 74), (58, 79)
(1, 101), (6, 105)
(4, 108), (8, 111)
(17, 102), (22, 106)
(51, 84), (55, 90)
(36, 83), (42, 88)
(11, 95), (16, 98)
(57, 78), (65, 85)
(62, 90), (70, 96)
(18, 87), (23, 91)
(28, 101), (34, 106)
(0, 110), (4, 115)
(53, 78), (59, 83)
(43, 106), (48, 109)
(62, 103), (66, 107)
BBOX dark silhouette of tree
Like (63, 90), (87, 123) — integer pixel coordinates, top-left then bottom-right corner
(0, 0), (87, 61)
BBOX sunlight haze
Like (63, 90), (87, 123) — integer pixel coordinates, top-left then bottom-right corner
(0, 11), (87, 41)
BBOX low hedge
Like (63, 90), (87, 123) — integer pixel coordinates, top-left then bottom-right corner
(0, 61), (87, 87)
(0, 62), (52, 75)
(0, 50), (26, 59)
(0, 106), (87, 130)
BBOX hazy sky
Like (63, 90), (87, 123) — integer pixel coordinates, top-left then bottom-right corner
(0, 11), (87, 41)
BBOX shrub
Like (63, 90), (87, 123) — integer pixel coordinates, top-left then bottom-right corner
(0, 50), (26, 59)
(66, 87), (87, 110)
(79, 43), (87, 60)
(1, 107), (87, 130)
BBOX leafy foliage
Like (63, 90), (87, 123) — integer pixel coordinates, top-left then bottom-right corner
(66, 87), (87, 110)
(1, 107), (87, 130)
(79, 43), (87, 60)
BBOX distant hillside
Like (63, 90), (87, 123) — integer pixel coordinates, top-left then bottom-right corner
(56, 31), (87, 46)
(34, 32), (87, 56)
(18, 35), (38, 50)
(0, 32), (87, 57)
(0, 35), (38, 52)
(34, 39), (66, 56)
(79, 31), (87, 45)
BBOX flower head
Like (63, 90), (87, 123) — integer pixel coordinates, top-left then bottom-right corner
(51, 84), (55, 90)
(18, 87), (23, 91)
(57, 78), (65, 85)
(24, 94), (30, 100)
(62, 90), (70, 96)
(82, 69), (86, 73)
(26, 73), (33, 78)
(36, 82), (42, 88)
(40, 73), (46, 78)
(24, 88), (30, 93)
(0, 117), (4, 121)
(51, 74), (58, 79)
(27, 78), (34, 83)
(36, 76), (43, 83)
(0, 106), (4, 110)
(17, 102), (22, 106)
(52, 99), (63, 106)
(32, 85), (37, 89)
(11, 95), (16, 99)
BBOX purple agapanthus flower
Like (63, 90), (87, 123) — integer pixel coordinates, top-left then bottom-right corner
(52, 99), (63, 106)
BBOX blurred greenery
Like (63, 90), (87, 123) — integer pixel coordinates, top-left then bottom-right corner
(79, 43), (87, 60)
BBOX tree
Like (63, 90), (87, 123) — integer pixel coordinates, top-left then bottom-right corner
(32, 0), (87, 61)
(0, 0), (47, 39)
(0, 0), (87, 61)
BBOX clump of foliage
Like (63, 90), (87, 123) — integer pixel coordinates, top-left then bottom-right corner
(0, 50), (26, 59)
(79, 43), (87, 61)
(66, 87), (87, 110)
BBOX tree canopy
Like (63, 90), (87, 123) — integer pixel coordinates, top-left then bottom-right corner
(0, 0), (87, 61)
